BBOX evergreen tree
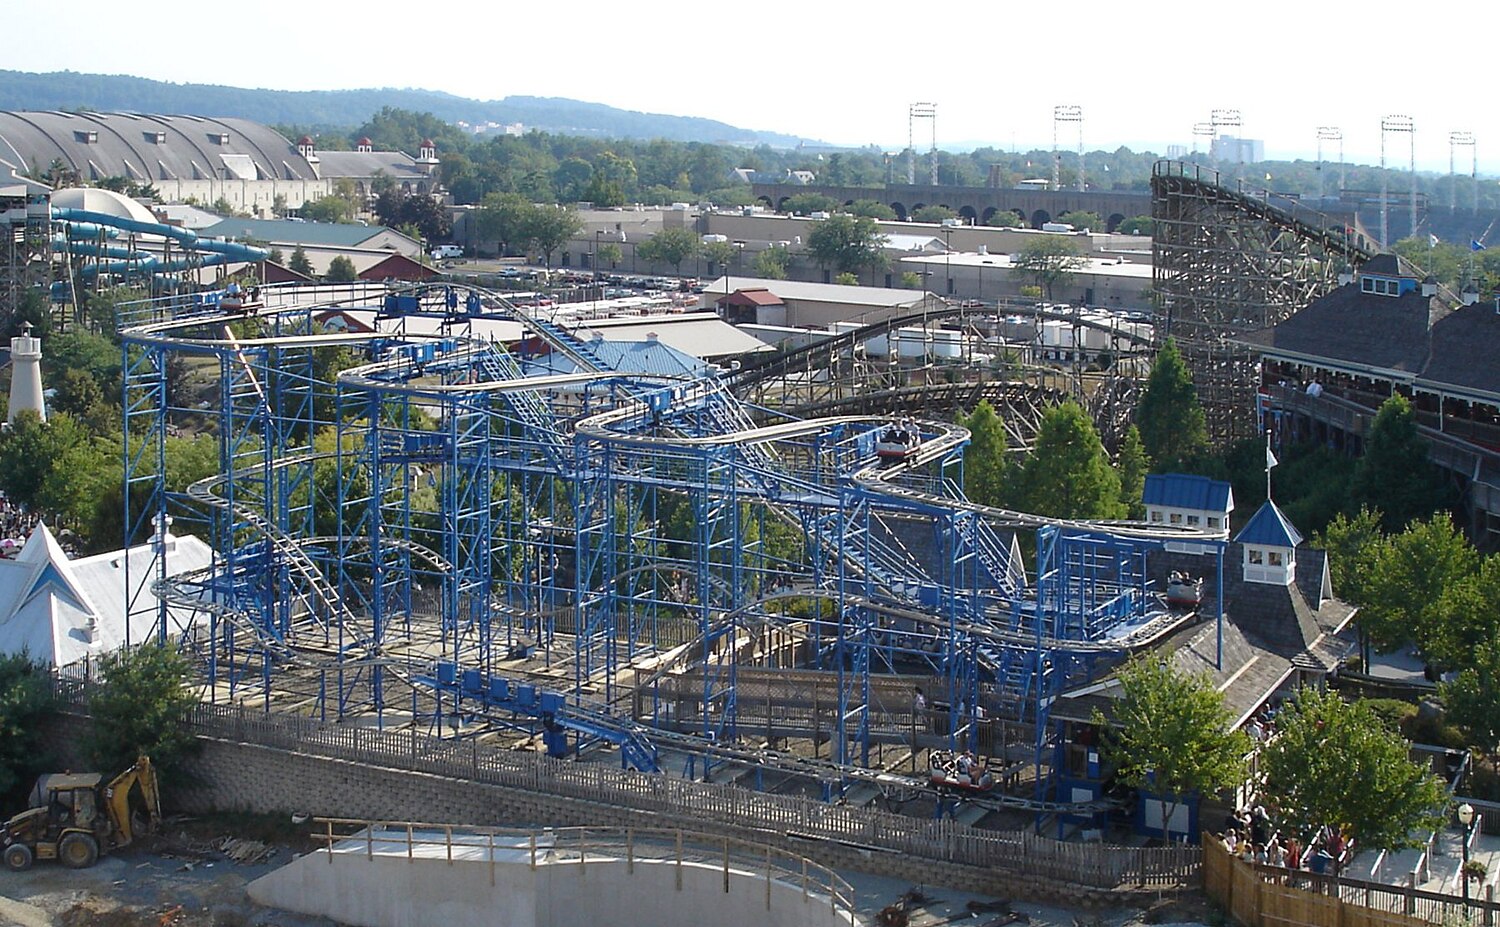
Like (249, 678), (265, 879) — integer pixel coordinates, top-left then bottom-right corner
(1136, 338), (1207, 471)
(287, 246), (314, 277)
(1350, 395), (1452, 532)
(325, 255), (358, 282)
(958, 400), (1010, 509)
(1018, 401), (1125, 519)
(1116, 425), (1149, 518)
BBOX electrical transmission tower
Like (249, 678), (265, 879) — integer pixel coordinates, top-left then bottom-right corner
(1450, 131), (1476, 214)
(1052, 105), (1083, 191)
(908, 103), (937, 185)
(1380, 115), (1415, 246)
(1315, 127), (1343, 202)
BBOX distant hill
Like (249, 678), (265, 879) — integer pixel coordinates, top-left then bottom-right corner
(0, 70), (813, 148)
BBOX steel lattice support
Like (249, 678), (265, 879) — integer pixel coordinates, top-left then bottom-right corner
(1152, 160), (1372, 446)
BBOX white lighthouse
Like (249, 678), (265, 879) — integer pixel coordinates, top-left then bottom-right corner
(7, 321), (45, 425)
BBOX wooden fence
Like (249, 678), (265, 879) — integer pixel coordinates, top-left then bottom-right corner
(51, 673), (1199, 891)
(1205, 836), (1499, 927)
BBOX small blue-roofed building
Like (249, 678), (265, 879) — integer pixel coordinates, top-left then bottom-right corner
(1142, 473), (1233, 552)
(520, 330), (709, 383)
(1235, 500), (1303, 586)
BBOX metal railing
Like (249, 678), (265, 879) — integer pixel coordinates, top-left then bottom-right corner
(51, 668), (1199, 891)
(310, 818), (856, 918)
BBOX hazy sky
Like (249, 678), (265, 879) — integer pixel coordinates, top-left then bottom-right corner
(9, 0), (1495, 173)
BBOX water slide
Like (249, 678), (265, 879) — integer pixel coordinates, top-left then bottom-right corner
(47, 206), (269, 286)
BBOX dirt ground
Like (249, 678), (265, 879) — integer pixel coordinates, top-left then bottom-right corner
(0, 815), (334, 927)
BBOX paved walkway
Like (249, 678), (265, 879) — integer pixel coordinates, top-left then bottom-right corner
(1351, 827), (1500, 898)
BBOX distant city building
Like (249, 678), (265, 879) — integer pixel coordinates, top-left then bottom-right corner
(1209, 135), (1264, 163)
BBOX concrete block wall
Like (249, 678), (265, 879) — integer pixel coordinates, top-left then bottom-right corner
(42, 709), (1148, 908)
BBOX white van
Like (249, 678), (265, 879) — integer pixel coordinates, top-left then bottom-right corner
(431, 244), (463, 259)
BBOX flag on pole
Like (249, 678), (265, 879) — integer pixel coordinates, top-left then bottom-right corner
(1472, 239), (1487, 252)
(1429, 233), (1440, 248)
(1266, 446), (1279, 470)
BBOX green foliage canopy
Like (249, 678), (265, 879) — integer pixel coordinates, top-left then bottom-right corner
(1259, 688), (1447, 856)
(1136, 338), (1207, 472)
(86, 645), (201, 781)
(1095, 657), (1250, 842)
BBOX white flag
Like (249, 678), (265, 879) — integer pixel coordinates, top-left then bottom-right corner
(1266, 447), (1279, 470)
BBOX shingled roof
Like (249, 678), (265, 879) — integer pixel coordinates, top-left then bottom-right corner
(1238, 279), (1447, 379)
(1242, 258), (1500, 405)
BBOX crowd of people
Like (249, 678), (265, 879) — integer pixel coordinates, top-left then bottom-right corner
(0, 495), (40, 560)
(1221, 804), (1352, 873)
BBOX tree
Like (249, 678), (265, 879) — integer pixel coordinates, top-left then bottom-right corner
(0, 654), (55, 806)
(899, 271), (923, 288)
(475, 192), (530, 254)
(1313, 507), (1385, 607)
(911, 205), (957, 224)
(1009, 236), (1086, 300)
(1443, 637), (1500, 757)
(834, 272), (858, 285)
(958, 400), (1011, 509)
(374, 190), (452, 244)
(325, 255), (358, 283)
(1017, 401), (1126, 519)
(595, 242), (622, 270)
(1095, 657), (1250, 843)
(846, 199), (896, 220)
(636, 227), (699, 276)
(287, 246), (314, 277)
(86, 645), (201, 781)
(806, 214), (887, 278)
(300, 194), (355, 224)
(752, 245), (790, 280)
(699, 239), (736, 275)
(1426, 552), (1500, 670)
(1118, 215), (1154, 235)
(1057, 210), (1103, 232)
(1259, 687), (1447, 863)
(780, 193), (838, 216)
(1350, 395), (1452, 532)
(1359, 514), (1478, 659)
(522, 204), (582, 268)
(1116, 425), (1149, 518)
(1313, 507), (1386, 666)
(1135, 338), (1207, 472)
(986, 211), (1025, 229)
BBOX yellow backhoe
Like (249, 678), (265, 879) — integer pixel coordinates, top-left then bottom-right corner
(1, 755), (161, 870)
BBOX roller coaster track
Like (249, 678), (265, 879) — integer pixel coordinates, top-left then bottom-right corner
(725, 301), (1156, 392)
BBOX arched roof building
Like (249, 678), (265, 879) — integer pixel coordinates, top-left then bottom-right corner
(0, 111), (439, 215)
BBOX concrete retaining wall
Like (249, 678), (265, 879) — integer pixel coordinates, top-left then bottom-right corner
(249, 834), (854, 927)
(43, 711), (1140, 907)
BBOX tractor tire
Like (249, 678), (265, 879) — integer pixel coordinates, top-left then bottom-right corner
(58, 832), (99, 869)
(3, 843), (32, 871)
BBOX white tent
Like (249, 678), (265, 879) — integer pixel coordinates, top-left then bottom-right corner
(0, 523), (214, 666)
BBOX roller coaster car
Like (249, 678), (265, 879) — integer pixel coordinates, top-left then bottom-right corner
(219, 285), (261, 315)
(1165, 572), (1202, 609)
(875, 427), (917, 464)
(928, 750), (994, 793)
